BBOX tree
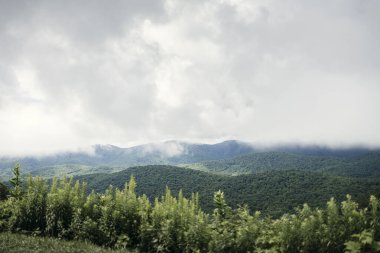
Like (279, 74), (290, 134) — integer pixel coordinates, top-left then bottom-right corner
(10, 163), (22, 198)
(213, 190), (231, 219)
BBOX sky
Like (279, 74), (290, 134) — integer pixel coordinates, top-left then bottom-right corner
(0, 0), (380, 156)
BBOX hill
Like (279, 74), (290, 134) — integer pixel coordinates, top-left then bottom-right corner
(77, 165), (380, 217)
(181, 151), (380, 177)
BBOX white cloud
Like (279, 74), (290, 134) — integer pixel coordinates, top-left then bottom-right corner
(142, 141), (186, 157)
(0, 0), (379, 156)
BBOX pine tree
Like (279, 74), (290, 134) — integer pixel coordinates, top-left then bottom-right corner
(10, 163), (22, 199)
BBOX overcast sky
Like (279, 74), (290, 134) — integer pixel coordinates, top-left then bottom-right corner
(0, 0), (379, 156)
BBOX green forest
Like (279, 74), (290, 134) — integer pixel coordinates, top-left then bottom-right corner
(1, 165), (380, 253)
(77, 165), (380, 217)
(181, 151), (380, 178)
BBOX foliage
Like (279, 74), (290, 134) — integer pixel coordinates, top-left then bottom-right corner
(182, 151), (380, 178)
(1, 174), (380, 252)
(344, 229), (380, 253)
(9, 163), (22, 199)
(0, 181), (9, 200)
(0, 232), (134, 253)
(78, 165), (380, 217)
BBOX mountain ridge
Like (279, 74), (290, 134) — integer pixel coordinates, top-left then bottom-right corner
(0, 140), (254, 177)
(1, 140), (378, 178)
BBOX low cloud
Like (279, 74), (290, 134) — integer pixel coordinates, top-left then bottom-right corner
(142, 141), (186, 157)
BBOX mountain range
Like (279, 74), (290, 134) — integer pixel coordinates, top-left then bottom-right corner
(1, 140), (380, 216)
(0, 140), (253, 177)
(0, 140), (376, 178)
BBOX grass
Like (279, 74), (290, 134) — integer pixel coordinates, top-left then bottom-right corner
(0, 232), (135, 253)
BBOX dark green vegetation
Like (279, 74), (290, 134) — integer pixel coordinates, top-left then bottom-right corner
(0, 182), (8, 200)
(1, 175), (380, 252)
(77, 165), (380, 217)
(182, 151), (380, 177)
(0, 232), (133, 253)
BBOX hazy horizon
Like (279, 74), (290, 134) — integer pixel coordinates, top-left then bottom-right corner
(1, 139), (379, 158)
(1, 0), (379, 156)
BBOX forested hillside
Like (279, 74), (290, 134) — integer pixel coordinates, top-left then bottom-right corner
(1, 174), (380, 252)
(181, 151), (380, 177)
(78, 165), (380, 217)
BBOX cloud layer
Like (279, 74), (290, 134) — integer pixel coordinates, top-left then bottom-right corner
(1, 0), (380, 155)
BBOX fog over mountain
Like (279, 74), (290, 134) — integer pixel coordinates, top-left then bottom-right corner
(1, 0), (380, 156)
(0, 140), (253, 170)
(0, 140), (377, 176)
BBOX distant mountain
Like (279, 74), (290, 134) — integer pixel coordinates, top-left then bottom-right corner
(181, 150), (380, 177)
(0, 140), (255, 177)
(0, 140), (378, 179)
(77, 165), (380, 217)
(265, 144), (373, 157)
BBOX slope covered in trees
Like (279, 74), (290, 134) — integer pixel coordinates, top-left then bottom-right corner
(181, 151), (380, 177)
(77, 165), (380, 216)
